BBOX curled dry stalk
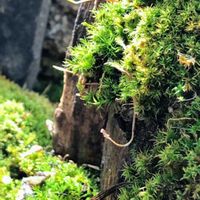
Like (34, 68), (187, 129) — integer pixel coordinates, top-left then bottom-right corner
(177, 92), (197, 103)
(167, 117), (194, 129)
(101, 97), (137, 147)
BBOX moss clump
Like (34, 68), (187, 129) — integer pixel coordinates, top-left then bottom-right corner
(25, 156), (97, 200)
(0, 76), (54, 146)
(120, 98), (200, 199)
(66, 0), (200, 117)
(0, 76), (97, 199)
(65, 0), (200, 199)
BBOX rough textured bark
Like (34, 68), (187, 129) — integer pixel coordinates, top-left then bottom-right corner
(53, 0), (106, 166)
(70, 1), (95, 46)
(100, 107), (129, 200)
(53, 1), (130, 196)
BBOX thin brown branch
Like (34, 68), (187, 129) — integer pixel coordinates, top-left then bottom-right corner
(91, 182), (132, 200)
(100, 97), (137, 148)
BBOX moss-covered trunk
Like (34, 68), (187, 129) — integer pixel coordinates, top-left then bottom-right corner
(53, 2), (131, 196)
(54, 0), (200, 199)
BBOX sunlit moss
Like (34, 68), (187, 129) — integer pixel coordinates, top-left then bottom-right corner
(0, 76), (98, 199)
(65, 0), (200, 199)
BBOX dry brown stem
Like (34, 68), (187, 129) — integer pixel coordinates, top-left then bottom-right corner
(101, 97), (137, 147)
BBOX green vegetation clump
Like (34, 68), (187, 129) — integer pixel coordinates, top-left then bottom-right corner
(66, 0), (200, 115)
(0, 76), (54, 146)
(65, 0), (200, 199)
(0, 76), (97, 199)
(120, 98), (200, 199)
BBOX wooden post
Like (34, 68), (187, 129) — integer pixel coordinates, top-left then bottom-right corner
(53, 2), (130, 198)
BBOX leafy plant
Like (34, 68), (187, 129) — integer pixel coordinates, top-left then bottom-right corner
(0, 76), (54, 146)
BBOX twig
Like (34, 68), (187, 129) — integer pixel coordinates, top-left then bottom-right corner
(42, 82), (52, 95)
(67, 0), (93, 4)
(82, 164), (100, 171)
(85, 82), (99, 86)
(91, 182), (132, 200)
(106, 61), (131, 76)
(52, 65), (74, 74)
(170, 92), (197, 109)
(62, 154), (69, 161)
(97, 71), (106, 94)
(177, 92), (197, 103)
(122, 103), (133, 107)
(100, 97), (137, 148)
(167, 117), (193, 129)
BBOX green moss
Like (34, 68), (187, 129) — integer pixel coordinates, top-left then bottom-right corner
(25, 157), (97, 200)
(120, 98), (200, 200)
(65, 0), (200, 199)
(66, 0), (200, 116)
(0, 76), (98, 199)
(0, 76), (54, 146)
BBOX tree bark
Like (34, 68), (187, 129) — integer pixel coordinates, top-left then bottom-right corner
(53, 0), (106, 166)
(53, 1), (130, 197)
(100, 107), (129, 200)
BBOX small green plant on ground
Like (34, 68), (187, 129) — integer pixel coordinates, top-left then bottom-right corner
(0, 76), (54, 147)
(64, 0), (200, 199)
(0, 76), (98, 199)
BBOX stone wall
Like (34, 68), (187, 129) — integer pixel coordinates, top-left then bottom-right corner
(44, 0), (78, 54)
(0, 0), (78, 93)
(33, 0), (78, 102)
(0, 0), (51, 88)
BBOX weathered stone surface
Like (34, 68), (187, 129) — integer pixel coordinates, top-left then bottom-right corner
(44, 0), (78, 54)
(33, 0), (78, 101)
(0, 0), (51, 88)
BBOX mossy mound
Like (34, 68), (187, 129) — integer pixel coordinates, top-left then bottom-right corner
(0, 76), (97, 199)
(0, 76), (54, 146)
(67, 0), (200, 116)
(65, 0), (200, 199)
(120, 97), (200, 199)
